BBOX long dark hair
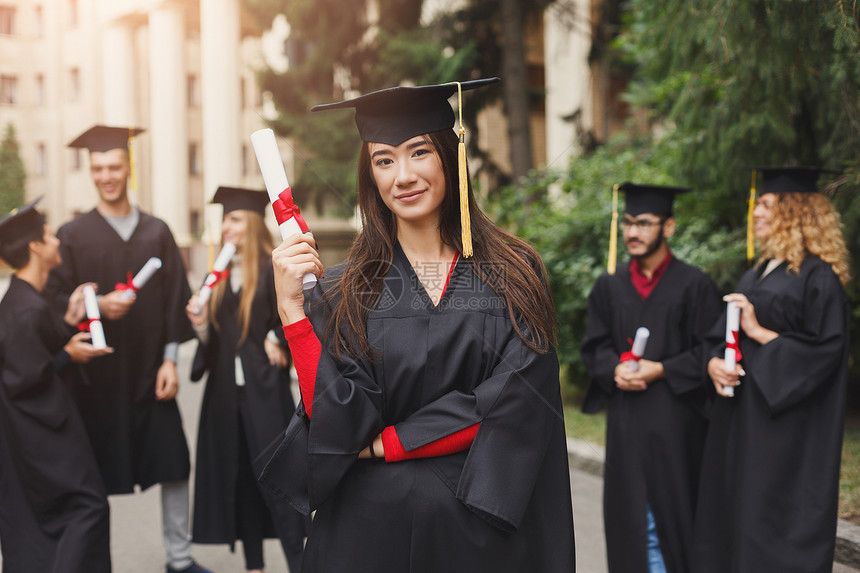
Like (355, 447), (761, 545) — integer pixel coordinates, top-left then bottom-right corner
(324, 128), (556, 358)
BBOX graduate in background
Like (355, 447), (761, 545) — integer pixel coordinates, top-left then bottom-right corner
(186, 187), (307, 573)
(0, 198), (112, 572)
(580, 183), (721, 573)
(260, 77), (576, 572)
(694, 167), (851, 572)
(45, 126), (210, 573)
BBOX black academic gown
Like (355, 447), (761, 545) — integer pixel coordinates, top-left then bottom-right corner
(258, 245), (576, 573)
(0, 276), (111, 573)
(693, 256), (850, 573)
(190, 258), (308, 551)
(45, 209), (194, 494)
(580, 258), (721, 573)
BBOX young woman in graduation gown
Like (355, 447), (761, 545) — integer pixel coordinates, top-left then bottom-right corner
(693, 167), (851, 573)
(0, 200), (112, 572)
(258, 78), (576, 573)
(186, 188), (307, 573)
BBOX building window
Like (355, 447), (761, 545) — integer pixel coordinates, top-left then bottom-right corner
(240, 77), (247, 109)
(0, 5), (15, 35)
(0, 75), (18, 105)
(35, 74), (45, 106)
(34, 5), (43, 37)
(188, 143), (199, 175)
(187, 74), (199, 107)
(69, 67), (79, 102)
(68, 0), (77, 27)
(36, 143), (47, 176)
(241, 143), (249, 176)
(71, 148), (82, 171)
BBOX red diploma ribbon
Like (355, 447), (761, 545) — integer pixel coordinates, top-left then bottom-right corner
(78, 318), (99, 332)
(619, 337), (642, 364)
(726, 330), (742, 361)
(203, 268), (230, 288)
(115, 272), (137, 293)
(272, 187), (309, 232)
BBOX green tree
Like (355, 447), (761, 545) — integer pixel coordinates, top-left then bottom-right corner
(492, 0), (860, 396)
(0, 123), (27, 217)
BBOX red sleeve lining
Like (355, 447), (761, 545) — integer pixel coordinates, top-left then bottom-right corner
(381, 423), (480, 462)
(283, 318), (321, 418)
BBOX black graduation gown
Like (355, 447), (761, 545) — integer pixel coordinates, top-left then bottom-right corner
(258, 245), (576, 573)
(45, 209), (194, 494)
(580, 258), (721, 573)
(190, 258), (308, 548)
(0, 276), (111, 573)
(692, 256), (850, 573)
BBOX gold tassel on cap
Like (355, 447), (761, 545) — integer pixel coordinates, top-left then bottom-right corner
(128, 127), (138, 193)
(607, 184), (619, 274)
(747, 170), (756, 263)
(455, 82), (473, 258)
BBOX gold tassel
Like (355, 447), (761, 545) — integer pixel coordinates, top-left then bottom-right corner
(747, 170), (756, 263)
(128, 127), (138, 193)
(455, 82), (473, 257)
(607, 184), (619, 274)
(207, 208), (215, 272)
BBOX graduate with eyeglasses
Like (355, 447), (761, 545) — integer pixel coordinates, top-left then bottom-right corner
(693, 167), (851, 572)
(258, 77), (576, 572)
(581, 183), (721, 573)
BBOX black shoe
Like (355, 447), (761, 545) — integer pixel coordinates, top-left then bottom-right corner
(166, 560), (214, 573)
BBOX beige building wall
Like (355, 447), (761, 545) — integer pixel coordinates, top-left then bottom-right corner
(0, 0), (286, 252)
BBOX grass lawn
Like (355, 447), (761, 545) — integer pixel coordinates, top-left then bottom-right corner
(564, 404), (860, 523)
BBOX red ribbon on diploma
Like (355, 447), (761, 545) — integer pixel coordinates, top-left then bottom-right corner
(115, 272), (137, 293)
(78, 318), (99, 332)
(726, 330), (742, 361)
(619, 337), (642, 364)
(204, 268), (230, 288)
(272, 187), (309, 232)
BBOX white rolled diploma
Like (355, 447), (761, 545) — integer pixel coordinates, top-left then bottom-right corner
(624, 327), (650, 372)
(121, 257), (163, 300)
(194, 242), (237, 313)
(250, 128), (316, 289)
(723, 301), (741, 396)
(83, 285), (107, 349)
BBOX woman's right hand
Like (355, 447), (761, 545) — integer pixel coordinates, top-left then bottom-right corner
(185, 293), (208, 327)
(272, 233), (324, 325)
(708, 356), (744, 398)
(65, 332), (114, 363)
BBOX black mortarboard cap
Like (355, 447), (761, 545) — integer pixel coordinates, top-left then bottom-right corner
(0, 197), (45, 244)
(310, 77), (501, 146)
(619, 182), (691, 216)
(747, 166), (839, 195)
(67, 125), (145, 153)
(212, 186), (269, 216)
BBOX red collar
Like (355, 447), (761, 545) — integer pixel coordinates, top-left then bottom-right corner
(629, 251), (673, 300)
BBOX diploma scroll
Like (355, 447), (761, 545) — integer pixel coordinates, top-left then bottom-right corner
(250, 128), (316, 289)
(723, 301), (741, 397)
(120, 257), (163, 300)
(622, 327), (650, 372)
(83, 285), (107, 349)
(193, 242), (237, 314)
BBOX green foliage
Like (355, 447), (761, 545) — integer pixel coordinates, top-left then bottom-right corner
(0, 124), (26, 217)
(491, 133), (743, 392)
(490, 0), (860, 397)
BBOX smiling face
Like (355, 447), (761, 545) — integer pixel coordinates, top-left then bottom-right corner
(89, 148), (130, 206)
(369, 135), (447, 228)
(32, 224), (62, 270)
(753, 192), (777, 240)
(221, 209), (249, 253)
